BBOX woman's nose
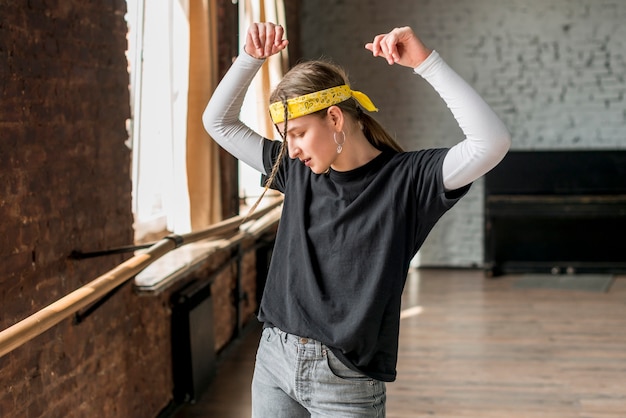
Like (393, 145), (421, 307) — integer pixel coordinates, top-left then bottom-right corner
(287, 140), (300, 159)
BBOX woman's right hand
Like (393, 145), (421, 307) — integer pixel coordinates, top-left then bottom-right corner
(244, 22), (289, 59)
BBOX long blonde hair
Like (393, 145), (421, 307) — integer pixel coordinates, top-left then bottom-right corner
(245, 59), (403, 219)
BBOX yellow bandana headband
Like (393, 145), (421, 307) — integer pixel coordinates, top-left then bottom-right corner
(269, 85), (378, 124)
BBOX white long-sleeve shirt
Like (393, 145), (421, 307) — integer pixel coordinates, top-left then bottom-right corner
(203, 50), (511, 191)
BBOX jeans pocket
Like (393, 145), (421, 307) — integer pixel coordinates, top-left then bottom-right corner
(325, 349), (371, 382)
(261, 326), (279, 343)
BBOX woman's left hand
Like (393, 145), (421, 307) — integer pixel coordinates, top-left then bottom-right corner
(365, 26), (432, 68)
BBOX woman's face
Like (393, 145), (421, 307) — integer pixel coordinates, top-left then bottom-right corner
(279, 112), (339, 174)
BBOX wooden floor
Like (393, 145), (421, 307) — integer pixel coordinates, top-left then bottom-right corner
(174, 269), (626, 417)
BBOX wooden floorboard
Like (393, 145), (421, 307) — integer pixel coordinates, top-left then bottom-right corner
(174, 269), (626, 417)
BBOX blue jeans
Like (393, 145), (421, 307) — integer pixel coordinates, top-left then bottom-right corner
(251, 326), (386, 417)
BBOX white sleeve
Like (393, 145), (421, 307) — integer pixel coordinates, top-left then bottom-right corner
(414, 51), (511, 191)
(202, 52), (268, 174)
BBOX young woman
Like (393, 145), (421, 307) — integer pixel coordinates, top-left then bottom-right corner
(204, 22), (510, 418)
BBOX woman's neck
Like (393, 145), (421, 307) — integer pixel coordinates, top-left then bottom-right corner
(330, 130), (382, 172)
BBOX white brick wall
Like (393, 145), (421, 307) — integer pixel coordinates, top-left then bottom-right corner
(299, 0), (626, 267)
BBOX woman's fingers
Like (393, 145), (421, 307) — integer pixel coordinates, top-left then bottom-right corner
(365, 32), (397, 65)
(273, 25), (285, 46)
(365, 26), (431, 68)
(245, 22), (288, 59)
(384, 31), (401, 63)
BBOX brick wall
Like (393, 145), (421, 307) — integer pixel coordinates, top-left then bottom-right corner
(0, 2), (266, 416)
(0, 1), (173, 417)
(299, 0), (626, 267)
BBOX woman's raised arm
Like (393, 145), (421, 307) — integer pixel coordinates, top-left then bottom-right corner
(202, 23), (288, 174)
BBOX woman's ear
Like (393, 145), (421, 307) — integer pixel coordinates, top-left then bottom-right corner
(326, 106), (344, 131)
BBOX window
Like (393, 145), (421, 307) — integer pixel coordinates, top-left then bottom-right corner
(126, 0), (287, 241)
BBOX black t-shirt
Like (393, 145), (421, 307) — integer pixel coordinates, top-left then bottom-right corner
(259, 138), (470, 382)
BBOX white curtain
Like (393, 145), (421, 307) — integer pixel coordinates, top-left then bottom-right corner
(130, 0), (192, 238)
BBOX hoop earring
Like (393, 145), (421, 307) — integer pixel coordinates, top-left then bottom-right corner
(333, 131), (346, 154)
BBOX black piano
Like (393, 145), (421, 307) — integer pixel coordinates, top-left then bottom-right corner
(484, 150), (626, 277)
